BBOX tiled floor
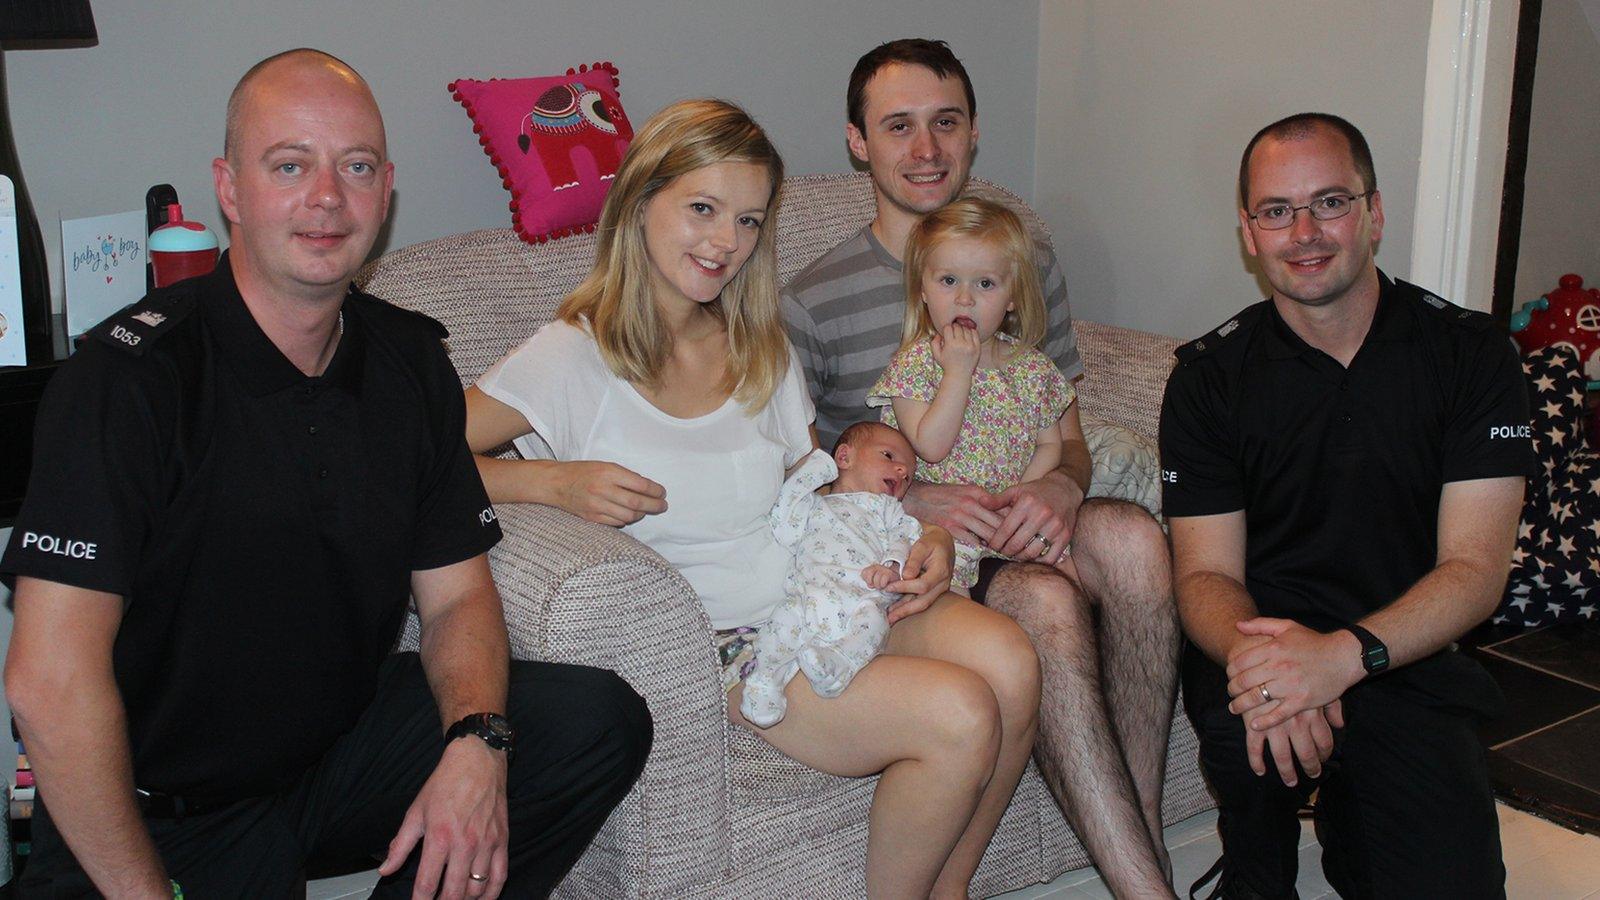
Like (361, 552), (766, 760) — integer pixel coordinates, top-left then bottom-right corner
(993, 802), (1600, 900)
(303, 801), (1600, 898)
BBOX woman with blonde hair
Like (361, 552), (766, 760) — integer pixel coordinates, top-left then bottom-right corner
(466, 99), (1039, 898)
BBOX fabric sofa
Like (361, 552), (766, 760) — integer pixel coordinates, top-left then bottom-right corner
(358, 172), (1212, 898)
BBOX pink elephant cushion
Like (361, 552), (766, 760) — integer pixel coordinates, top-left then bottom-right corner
(450, 63), (634, 244)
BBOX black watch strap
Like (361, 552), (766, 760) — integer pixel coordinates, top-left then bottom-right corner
(1343, 623), (1390, 676)
(446, 712), (516, 761)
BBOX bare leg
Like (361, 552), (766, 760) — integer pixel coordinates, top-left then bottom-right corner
(986, 499), (1178, 899)
(730, 642), (1002, 898)
(1075, 499), (1180, 868)
(885, 594), (1041, 899)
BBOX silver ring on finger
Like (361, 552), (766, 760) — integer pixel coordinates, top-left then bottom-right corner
(1259, 684), (1272, 703)
(1032, 532), (1052, 557)
(469, 873), (489, 883)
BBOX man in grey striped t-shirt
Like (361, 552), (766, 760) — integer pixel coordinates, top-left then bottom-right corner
(781, 39), (1181, 898)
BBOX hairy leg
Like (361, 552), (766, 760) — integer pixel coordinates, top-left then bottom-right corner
(985, 500), (1178, 899)
(730, 644), (1001, 899)
(885, 594), (1041, 899)
(1074, 498), (1180, 866)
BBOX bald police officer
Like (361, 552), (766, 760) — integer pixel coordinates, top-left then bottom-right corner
(2, 49), (648, 898)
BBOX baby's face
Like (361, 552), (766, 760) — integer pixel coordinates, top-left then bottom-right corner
(835, 426), (914, 499)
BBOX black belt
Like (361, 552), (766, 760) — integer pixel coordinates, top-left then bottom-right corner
(134, 788), (233, 819)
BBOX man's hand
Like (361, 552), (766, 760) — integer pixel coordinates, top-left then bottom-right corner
(931, 322), (981, 377)
(862, 562), (903, 590)
(902, 481), (1004, 547)
(379, 737), (510, 899)
(987, 470), (1085, 565)
(886, 526), (955, 624)
(551, 461), (667, 527)
(1226, 618), (1365, 730)
(1245, 700), (1345, 787)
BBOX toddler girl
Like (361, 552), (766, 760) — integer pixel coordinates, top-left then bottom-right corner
(868, 197), (1074, 592)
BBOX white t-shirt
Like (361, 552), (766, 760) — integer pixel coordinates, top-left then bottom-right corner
(477, 319), (816, 628)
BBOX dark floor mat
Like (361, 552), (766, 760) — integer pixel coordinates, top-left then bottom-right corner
(1469, 622), (1600, 837)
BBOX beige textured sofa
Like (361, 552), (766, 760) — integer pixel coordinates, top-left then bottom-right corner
(359, 173), (1210, 898)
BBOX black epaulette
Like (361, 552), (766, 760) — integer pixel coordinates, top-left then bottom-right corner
(88, 292), (197, 356)
(1174, 303), (1267, 364)
(1397, 278), (1495, 331)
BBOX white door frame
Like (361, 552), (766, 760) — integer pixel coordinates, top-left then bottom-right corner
(1410, 0), (1520, 311)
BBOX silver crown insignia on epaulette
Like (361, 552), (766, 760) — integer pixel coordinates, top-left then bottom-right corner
(1217, 319), (1240, 338)
(131, 310), (167, 327)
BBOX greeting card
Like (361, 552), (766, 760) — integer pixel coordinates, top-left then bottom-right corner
(0, 176), (25, 367)
(62, 209), (145, 337)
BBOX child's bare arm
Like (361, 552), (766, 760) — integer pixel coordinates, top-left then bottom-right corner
(892, 370), (971, 464)
(1018, 414), (1065, 484)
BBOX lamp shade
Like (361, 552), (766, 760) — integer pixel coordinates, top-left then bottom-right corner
(0, 1), (97, 42)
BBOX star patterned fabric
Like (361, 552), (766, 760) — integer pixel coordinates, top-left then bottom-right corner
(1498, 346), (1599, 627)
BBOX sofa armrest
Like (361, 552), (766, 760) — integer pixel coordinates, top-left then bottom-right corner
(398, 502), (733, 888)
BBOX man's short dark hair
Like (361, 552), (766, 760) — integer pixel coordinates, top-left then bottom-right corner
(1238, 112), (1376, 210)
(847, 39), (976, 134)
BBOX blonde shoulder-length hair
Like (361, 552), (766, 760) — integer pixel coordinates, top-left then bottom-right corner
(899, 197), (1047, 358)
(558, 98), (789, 411)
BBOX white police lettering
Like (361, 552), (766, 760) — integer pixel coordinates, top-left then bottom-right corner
(1423, 294), (1446, 309)
(109, 324), (141, 346)
(478, 506), (498, 526)
(20, 531), (99, 560)
(1217, 319), (1240, 338)
(1161, 469), (1179, 484)
(1489, 425), (1532, 440)
(131, 310), (166, 327)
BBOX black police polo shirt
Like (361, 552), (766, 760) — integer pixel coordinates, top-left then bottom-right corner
(1160, 272), (1532, 632)
(1, 253), (501, 804)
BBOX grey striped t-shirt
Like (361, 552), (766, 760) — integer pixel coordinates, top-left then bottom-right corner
(781, 226), (1083, 448)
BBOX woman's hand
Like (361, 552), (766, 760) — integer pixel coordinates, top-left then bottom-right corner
(885, 525), (955, 624)
(551, 461), (667, 526)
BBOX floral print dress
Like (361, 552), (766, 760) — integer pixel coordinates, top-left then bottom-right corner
(868, 335), (1074, 587)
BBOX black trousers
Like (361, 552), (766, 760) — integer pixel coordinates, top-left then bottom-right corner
(22, 654), (652, 898)
(1182, 644), (1504, 900)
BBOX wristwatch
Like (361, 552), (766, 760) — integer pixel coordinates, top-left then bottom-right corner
(1342, 624), (1390, 677)
(446, 712), (516, 761)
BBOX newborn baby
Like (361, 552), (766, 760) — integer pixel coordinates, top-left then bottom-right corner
(740, 422), (923, 728)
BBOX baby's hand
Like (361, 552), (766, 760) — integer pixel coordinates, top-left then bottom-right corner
(861, 562), (903, 590)
(931, 323), (981, 376)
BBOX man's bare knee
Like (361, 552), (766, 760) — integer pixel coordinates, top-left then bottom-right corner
(986, 563), (1097, 646)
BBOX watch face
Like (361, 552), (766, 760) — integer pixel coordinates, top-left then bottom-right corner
(484, 714), (514, 739)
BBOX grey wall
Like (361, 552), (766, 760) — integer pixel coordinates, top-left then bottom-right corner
(8, 0), (1041, 315)
(1512, 0), (1600, 307)
(1033, 1), (1433, 339)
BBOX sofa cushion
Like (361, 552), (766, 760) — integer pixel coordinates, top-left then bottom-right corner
(449, 63), (634, 244)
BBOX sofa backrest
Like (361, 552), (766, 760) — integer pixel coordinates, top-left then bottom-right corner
(357, 173), (1047, 386)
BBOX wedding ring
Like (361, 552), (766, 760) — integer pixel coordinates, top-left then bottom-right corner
(1033, 533), (1052, 555)
(469, 873), (489, 882)
(1259, 684), (1272, 703)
